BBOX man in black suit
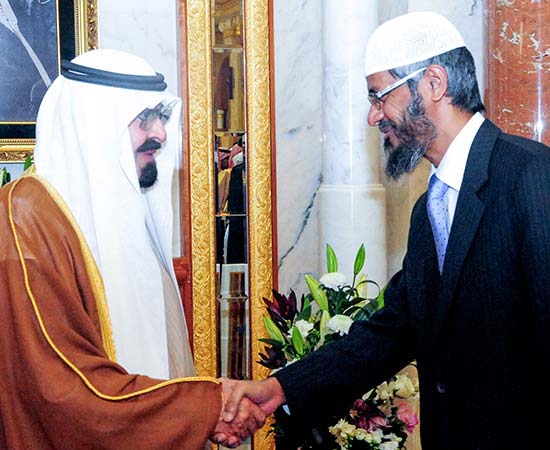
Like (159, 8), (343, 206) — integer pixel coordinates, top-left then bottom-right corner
(219, 11), (550, 450)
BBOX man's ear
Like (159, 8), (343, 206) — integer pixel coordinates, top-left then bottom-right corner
(423, 64), (448, 103)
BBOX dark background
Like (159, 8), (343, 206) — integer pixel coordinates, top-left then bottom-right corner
(0, 0), (76, 139)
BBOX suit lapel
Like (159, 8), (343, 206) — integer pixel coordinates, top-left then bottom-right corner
(432, 120), (501, 337)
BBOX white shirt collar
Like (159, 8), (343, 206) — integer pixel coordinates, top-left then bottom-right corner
(430, 112), (485, 191)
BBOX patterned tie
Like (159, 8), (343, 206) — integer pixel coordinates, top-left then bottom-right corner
(427, 175), (449, 273)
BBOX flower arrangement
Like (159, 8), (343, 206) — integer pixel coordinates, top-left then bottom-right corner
(329, 372), (419, 450)
(259, 244), (419, 449)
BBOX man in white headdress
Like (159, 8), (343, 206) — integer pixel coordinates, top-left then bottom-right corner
(221, 11), (550, 450)
(0, 48), (263, 449)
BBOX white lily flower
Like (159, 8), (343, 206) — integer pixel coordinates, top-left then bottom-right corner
(294, 319), (314, 339)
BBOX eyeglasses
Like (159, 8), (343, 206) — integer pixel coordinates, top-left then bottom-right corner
(368, 67), (427, 109)
(136, 99), (178, 130)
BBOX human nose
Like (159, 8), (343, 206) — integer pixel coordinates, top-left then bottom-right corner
(147, 118), (167, 143)
(367, 103), (384, 127)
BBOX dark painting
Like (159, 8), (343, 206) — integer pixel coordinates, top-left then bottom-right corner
(0, 0), (58, 122)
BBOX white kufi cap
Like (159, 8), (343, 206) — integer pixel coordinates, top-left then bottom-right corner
(364, 11), (466, 77)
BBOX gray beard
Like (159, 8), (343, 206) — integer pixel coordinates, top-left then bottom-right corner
(384, 139), (426, 180)
(383, 91), (436, 180)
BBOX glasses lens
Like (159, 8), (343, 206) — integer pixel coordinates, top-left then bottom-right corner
(159, 99), (177, 124)
(158, 107), (172, 125)
(137, 100), (177, 130)
(137, 102), (163, 130)
(368, 94), (381, 109)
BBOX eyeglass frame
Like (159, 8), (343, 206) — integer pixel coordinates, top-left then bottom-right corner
(368, 67), (427, 109)
(136, 99), (178, 130)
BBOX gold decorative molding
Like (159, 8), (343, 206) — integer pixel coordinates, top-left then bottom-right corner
(245, 0), (274, 449)
(75, 0), (98, 52)
(84, 0), (99, 50)
(186, 0), (218, 377)
(0, 143), (34, 163)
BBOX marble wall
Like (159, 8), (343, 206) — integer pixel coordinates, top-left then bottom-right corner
(98, 0), (180, 93)
(272, 0), (324, 293)
(484, 0), (550, 144)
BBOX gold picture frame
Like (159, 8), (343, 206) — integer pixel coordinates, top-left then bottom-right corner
(0, 0), (98, 163)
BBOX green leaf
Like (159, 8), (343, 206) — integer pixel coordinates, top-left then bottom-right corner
(258, 338), (284, 348)
(353, 244), (366, 276)
(291, 326), (304, 355)
(1, 168), (11, 187)
(262, 315), (285, 344)
(297, 302), (312, 321)
(318, 309), (331, 347)
(326, 244), (338, 273)
(376, 284), (386, 309)
(23, 156), (33, 171)
(304, 274), (329, 311)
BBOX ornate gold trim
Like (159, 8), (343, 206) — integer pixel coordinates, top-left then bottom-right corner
(0, 144), (34, 163)
(76, 0), (99, 51)
(245, 0), (274, 449)
(186, 1), (274, 447)
(186, 0), (218, 377)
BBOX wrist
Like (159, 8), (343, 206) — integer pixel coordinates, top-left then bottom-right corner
(265, 376), (286, 407)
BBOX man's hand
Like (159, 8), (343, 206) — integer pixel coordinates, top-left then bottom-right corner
(209, 382), (267, 448)
(220, 377), (286, 423)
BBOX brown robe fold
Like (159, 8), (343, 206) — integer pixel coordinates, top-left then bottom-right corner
(0, 176), (221, 450)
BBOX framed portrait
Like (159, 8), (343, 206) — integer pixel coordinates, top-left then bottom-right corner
(0, 0), (98, 164)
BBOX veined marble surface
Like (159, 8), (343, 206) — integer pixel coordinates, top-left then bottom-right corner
(273, 0), (324, 294)
(98, 0), (179, 93)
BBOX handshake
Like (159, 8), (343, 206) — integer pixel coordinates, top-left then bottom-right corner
(209, 377), (287, 448)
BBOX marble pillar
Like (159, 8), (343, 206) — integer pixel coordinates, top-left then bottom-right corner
(274, 0), (324, 294)
(484, 0), (550, 144)
(319, 0), (387, 286)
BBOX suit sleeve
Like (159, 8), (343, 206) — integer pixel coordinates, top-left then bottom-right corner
(0, 178), (222, 450)
(273, 259), (415, 432)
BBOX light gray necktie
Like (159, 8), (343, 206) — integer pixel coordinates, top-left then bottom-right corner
(427, 175), (449, 273)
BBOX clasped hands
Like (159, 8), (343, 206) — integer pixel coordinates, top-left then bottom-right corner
(210, 377), (286, 448)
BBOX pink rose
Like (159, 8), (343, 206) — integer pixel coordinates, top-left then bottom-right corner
(397, 404), (419, 432)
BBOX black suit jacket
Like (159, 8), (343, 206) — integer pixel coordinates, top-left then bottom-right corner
(274, 120), (550, 450)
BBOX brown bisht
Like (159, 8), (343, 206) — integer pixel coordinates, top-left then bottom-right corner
(0, 175), (221, 450)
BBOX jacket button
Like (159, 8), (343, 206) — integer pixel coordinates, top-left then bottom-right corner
(436, 382), (447, 394)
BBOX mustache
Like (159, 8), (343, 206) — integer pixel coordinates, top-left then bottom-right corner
(136, 139), (162, 153)
(378, 119), (395, 132)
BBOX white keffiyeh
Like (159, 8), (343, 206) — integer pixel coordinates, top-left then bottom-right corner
(34, 49), (194, 379)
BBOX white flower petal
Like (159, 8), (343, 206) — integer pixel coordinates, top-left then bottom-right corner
(320, 272), (347, 289)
